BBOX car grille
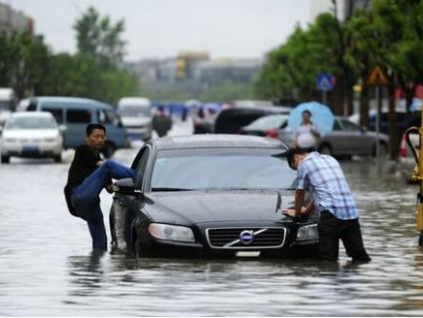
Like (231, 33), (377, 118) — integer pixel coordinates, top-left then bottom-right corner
(206, 227), (286, 249)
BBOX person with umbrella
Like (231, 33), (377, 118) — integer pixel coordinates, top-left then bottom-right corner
(288, 101), (334, 151)
(293, 110), (321, 150)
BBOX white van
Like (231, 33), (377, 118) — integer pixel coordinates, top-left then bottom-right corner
(117, 97), (152, 141)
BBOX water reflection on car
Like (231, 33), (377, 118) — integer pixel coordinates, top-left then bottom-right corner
(110, 135), (319, 258)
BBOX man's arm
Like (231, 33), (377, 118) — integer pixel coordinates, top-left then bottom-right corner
(293, 190), (306, 217)
(283, 190), (315, 218)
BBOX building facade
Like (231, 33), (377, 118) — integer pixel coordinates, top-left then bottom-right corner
(0, 2), (33, 34)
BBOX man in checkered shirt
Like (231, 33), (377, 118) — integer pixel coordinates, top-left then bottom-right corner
(283, 148), (371, 262)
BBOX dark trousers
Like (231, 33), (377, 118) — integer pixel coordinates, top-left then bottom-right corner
(318, 211), (371, 262)
(71, 161), (135, 249)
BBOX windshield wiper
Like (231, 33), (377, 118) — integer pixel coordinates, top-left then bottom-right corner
(151, 187), (194, 192)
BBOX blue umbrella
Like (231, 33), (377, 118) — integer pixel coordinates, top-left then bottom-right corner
(288, 101), (335, 136)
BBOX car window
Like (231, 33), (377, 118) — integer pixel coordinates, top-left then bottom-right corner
(150, 149), (297, 191)
(67, 109), (91, 123)
(43, 108), (63, 124)
(118, 105), (150, 116)
(26, 100), (37, 111)
(98, 110), (112, 124)
(340, 119), (361, 132)
(333, 120), (342, 131)
(247, 115), (289, 130)
(134, 147), (150, 189)
(106, 110), (121, 126)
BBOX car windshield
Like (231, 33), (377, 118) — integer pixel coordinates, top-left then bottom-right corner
(118, 105), (150, 117)
(7, 116), (58, 129)
(150, 149), (297, 191)
(247, 115), (288, 130)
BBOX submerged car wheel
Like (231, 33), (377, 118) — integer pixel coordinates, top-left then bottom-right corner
(1, 155), (10, 164)
(133, 236), (149, 259)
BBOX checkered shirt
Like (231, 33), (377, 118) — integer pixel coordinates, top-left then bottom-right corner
(297, 152), (358, 220)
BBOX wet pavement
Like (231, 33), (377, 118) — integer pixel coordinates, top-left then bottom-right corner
(1, 121), (423, 316)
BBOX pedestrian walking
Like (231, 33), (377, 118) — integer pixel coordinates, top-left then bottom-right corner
(152, 106), (172, 137)
(64, 123), (135, 250)
(282, 147), (371, 262)
(293, 110), (320, 150)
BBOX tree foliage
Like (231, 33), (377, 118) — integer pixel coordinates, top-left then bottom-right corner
(0, 7), (138, 105)
(74, 7), (126, 67)
(255, 0), (423, 114)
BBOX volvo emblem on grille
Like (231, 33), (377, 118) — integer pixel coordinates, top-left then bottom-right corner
(239, 230), (254, 245)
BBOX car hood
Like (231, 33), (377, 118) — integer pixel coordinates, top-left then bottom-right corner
(144, 190), (295, 225)
(121, 116), (151, 126)
(2, 129), (60, 139)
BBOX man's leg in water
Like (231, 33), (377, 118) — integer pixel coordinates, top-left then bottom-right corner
(85, 202), (107, 249)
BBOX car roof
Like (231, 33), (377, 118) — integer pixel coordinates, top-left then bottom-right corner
(149, 134), (288, 151)
(33, 96), (112, 109)
(222, 105), (291, 113)
(118, 97), (151, 106)
(10, 111), (53, 118)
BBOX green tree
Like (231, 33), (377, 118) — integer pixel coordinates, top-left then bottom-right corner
(74, 6), (126, 67)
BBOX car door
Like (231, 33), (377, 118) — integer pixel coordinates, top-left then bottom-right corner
(111, 146), (151, 249)
(339, 119), (367, 155)
(65, 108), (92, 148)
(319, 119), (345, 156)
(97, 108), (127, 148)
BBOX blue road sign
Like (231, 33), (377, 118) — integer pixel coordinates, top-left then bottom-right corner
(316, 73), (334, 91)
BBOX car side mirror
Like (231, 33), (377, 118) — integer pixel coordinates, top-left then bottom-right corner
(59, 124), (67, 132)
(113, 178), (136, 195)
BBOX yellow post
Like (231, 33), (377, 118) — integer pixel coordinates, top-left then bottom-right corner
(417, 123), (423, 232)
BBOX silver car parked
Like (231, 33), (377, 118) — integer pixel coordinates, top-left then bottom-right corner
(241, 115), (389, 158)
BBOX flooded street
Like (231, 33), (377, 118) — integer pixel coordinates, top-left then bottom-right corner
(1, 124), (423, 316)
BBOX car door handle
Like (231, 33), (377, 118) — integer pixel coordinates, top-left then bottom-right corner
(118, 199), (126, 206)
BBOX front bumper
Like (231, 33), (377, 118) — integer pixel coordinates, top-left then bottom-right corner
(1, 141), (62, 158)
(135, 221), (318, 258)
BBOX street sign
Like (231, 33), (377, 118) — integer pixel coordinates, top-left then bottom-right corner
(367, 65), (388, 86)
(316, 73), (334, 91)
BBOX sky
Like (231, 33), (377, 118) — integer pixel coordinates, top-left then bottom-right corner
(8, 0), (311, 61)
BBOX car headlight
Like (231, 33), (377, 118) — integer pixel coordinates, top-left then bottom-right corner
(296, 224), (319, 242)
(148, 223), (195, 243)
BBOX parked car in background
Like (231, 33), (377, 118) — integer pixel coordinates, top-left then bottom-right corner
(0, 88), (15, 134)
(0, 112), (63, 163)
(213, 105), (291, 134)
(318, 117), (389, 157)
(117, 97), (152, 141)
(240, 114), (290, 138)
(110, 135), (319, 258)
(26, 97), (129, 158)
(242, 115), (389, 158)
(398, 131), (419, 183)
(193, 103), (221, 134)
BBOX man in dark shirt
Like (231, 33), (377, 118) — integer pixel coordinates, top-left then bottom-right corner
(64, 124), (135, 249)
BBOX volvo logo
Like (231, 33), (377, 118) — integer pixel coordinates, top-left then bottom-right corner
(239, 230), (254, 245)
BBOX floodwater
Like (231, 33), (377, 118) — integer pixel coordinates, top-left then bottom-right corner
(1, 127), (423, 316)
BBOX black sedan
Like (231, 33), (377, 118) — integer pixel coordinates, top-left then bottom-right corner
(110, 135), (319, 258)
